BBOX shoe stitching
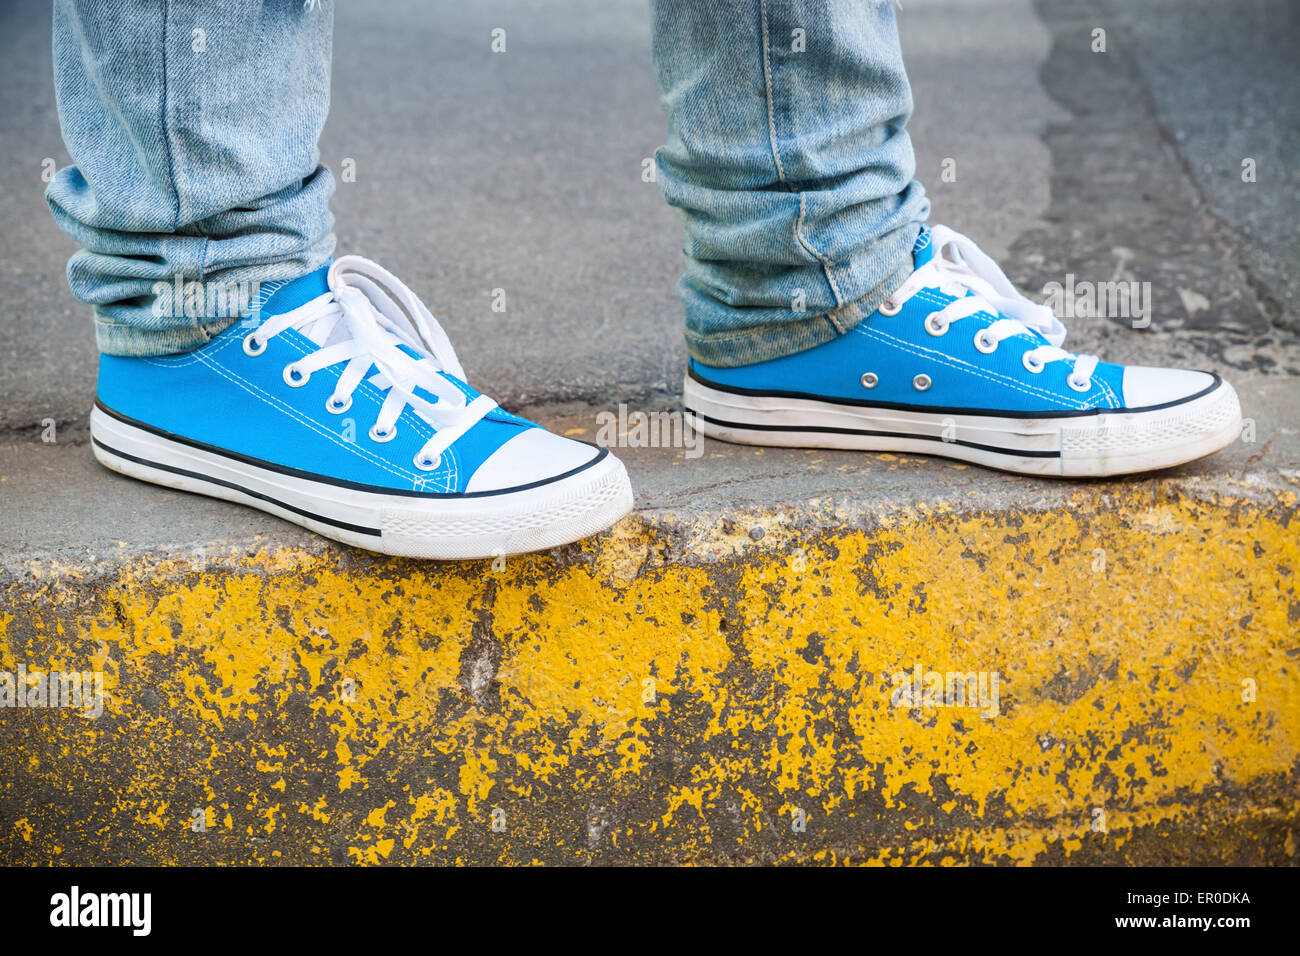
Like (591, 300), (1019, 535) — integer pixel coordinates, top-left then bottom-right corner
(912, 288), (1117, 409)
(149, 332), (467, 493)
(138, 327), (247, 367)
(879, 290), (1104, 409)
(197, 351), (426, 485)
(854, 325), (1089, 410)
(276, 334), (438, 444)
(273, 336), (463, 494)
(135, 321), (471, 494)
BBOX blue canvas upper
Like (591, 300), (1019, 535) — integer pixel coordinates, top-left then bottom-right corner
(691, 228), (1130, 415)
(96, 267), (539, 495)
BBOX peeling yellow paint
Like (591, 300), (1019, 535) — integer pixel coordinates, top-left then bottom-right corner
(2, 488), (1297, 864)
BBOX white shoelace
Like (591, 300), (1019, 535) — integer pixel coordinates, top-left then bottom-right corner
(883, 225), (1099, 391)
(243, 255), (496, 471)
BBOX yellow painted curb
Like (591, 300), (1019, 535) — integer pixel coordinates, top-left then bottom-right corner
(2, 487), (1297, 864)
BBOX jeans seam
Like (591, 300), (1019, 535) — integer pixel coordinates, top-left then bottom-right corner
(758, 0), (787, 184)
(800, 194), (846, 320)
(824, 255), (914, 329)
(760, 0), (845, 315)
(197, 232), (212, 280)
(159, 0), (182, 231)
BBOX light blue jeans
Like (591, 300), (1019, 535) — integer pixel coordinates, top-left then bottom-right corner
(48, 0), (928, 365)
(652, 0), (929, 365)
(46, 0), (336, 356)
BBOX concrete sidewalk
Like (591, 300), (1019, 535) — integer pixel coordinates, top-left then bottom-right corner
(1, 0), (1297, 865)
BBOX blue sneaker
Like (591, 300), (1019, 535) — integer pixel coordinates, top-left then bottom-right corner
(684, 226), (1242, 476)
(90, 257), (633, 558)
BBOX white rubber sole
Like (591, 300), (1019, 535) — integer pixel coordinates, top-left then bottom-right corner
(90, 404), (634, 559)
(684, 372), (1242, 477)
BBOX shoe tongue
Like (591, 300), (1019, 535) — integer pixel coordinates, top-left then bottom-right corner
(911, 226), (934, 269)
(252, 264), (331, 318)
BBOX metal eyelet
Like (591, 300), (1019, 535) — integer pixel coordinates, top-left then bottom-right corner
(877, 296), (903, 316)
(325, 394), (352, 414)
(368, 424), (397, 443)
(924, 313), (949, 336)
(860, 372), (879, 389)
(913, 373), (932, 391)
(283, 364), (309, 387)
(974, 330), (998, 354)
(1022, 352), (1045, 374)
(413, 452), (441, 472)
(1067, 374), (1092, 392)
(243, 333), (267, 356)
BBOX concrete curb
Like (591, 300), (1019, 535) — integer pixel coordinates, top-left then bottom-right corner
(3, 482), (1296, 864)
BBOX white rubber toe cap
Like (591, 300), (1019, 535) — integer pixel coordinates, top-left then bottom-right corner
(1121, 366), (1216, 409)
(465, 427), (603, 493)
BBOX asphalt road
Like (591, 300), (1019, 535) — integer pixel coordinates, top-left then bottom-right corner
(0, 0), (1295, 430)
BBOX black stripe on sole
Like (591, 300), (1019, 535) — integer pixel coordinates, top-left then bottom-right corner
(92, 436), (383, 537)
(685, 408), (1061, 459)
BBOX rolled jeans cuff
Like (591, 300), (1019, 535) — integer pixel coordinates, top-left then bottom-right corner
(682, 221), (920, 368)
(93, 312), (241, 357)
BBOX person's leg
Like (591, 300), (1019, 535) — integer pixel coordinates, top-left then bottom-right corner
(50, 0), (632, 558)
(655, 0), (1241, 477)
(651, 0), (929, 367)
(46, 0), (335, 356)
